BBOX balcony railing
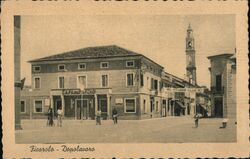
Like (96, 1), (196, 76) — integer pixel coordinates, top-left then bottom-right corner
(210, 86), (224, 94)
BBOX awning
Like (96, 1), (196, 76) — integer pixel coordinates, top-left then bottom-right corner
(175, 101), (186, 109)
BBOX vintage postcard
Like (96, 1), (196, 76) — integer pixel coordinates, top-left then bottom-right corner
(1, 0), (249, 158)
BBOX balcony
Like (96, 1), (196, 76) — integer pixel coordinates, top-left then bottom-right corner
(210, 86), (224, 94)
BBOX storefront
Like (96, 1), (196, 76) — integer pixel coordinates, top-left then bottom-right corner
(50, 88), (112, 120)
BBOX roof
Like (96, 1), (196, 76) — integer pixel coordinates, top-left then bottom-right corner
(162, 71), (199, 88)
(29, 45), (141, 63)
(207, 53), (234, 60)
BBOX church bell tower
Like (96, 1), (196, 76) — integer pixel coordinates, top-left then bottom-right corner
(186, 24), (197, 85)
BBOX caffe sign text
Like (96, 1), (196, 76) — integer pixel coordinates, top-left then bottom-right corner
(63, 89), (95, 95)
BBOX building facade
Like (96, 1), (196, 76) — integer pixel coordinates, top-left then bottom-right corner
(20, 26), (210, 120)
(207, 53), (236, 119)
(21, 45), (168, 120)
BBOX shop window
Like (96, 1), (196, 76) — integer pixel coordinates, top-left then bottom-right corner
(125, 98), (136, 113)
(100, 62), (109, 68)
(101, 75), (108, 87)
(34, 100), (43, 113)
(20, 100), (26, 113)
(58, 64), (65, 71)
(34, 77), (41, 89)
(126, 61), (134, 67)
(77, 75), (87, 89)
(58, 76), (64, 89)
(127, 73), (134, 86)
(33, 66), (41, 72)
(78, 63), (86, 70)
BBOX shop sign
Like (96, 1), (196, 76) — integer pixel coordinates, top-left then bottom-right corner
(164, 87), (203, 93)
(63, 89), (95, 95)
(45, 98), (50, 106)
(115, 98), (123, 104)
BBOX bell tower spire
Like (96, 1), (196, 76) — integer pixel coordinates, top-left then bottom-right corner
(186, 24), (197, 85)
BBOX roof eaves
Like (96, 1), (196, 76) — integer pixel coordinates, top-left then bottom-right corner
(207, 53), (234, 60)
(28, 54), (142, 63)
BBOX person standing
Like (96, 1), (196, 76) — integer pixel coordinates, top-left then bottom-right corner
(47, 106), (54, 126)
(96, 109), (102, 125)
(194, 113), (199, 128)
(112, 107), (118, 124)
(57, 107), (63, 127)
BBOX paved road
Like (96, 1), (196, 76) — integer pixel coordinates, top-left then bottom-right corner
(15, 117), (236, 143)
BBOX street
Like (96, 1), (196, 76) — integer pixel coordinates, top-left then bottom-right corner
(15, 117), (236, 143)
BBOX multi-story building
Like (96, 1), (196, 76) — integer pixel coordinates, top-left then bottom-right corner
(20, 25), (210, 120)
(21, 45), (166, 120)
(207, 53), (236, 119)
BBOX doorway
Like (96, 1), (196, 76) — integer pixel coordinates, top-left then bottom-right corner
(214, 97), (223, 117)
(76, 99), (88, 120)
(187, 103), (190, 115)
(54, 98), (62, 115)
(98, 98), (107, 119)
(162, 100), (166, 117)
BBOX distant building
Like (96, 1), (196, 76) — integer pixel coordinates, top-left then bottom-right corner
(207, 53), (236, 119)
(196, 86), (211, 117)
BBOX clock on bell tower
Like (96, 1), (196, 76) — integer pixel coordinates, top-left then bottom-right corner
(186, 24), (197, 85)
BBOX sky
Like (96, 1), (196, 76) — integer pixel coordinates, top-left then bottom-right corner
(20, 15), (235, 87)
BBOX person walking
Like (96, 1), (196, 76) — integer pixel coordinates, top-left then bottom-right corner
(112, 107), (118, 124)
(96, 109), (102, 125)
(57, 107), (63, 127)
(194, 113), (199, 128)
(47, 106), (54, 126)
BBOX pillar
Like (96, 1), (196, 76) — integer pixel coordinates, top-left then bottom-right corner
(95, 94), (98, 113)
(61, 95), (65, 116)
(50, 95), (54, 117)
(107, 94), (110, 119)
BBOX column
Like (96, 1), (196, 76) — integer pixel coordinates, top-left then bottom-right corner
(61, 95), (65, 116)
(50, 95), (54, 109)
(95, 94), (98, 113)
(107, 94), (110, 119)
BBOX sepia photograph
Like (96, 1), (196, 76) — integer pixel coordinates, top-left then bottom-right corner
(14, 14), (237, 143)
(2, 0), (248, 158)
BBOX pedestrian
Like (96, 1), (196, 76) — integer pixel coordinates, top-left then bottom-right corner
(47, 106), (54, 126)
(96, 109), (102, 125)
(194, 113), (199, 128)
(57, 106), (63, 127)
(112, 107), (118, 124)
